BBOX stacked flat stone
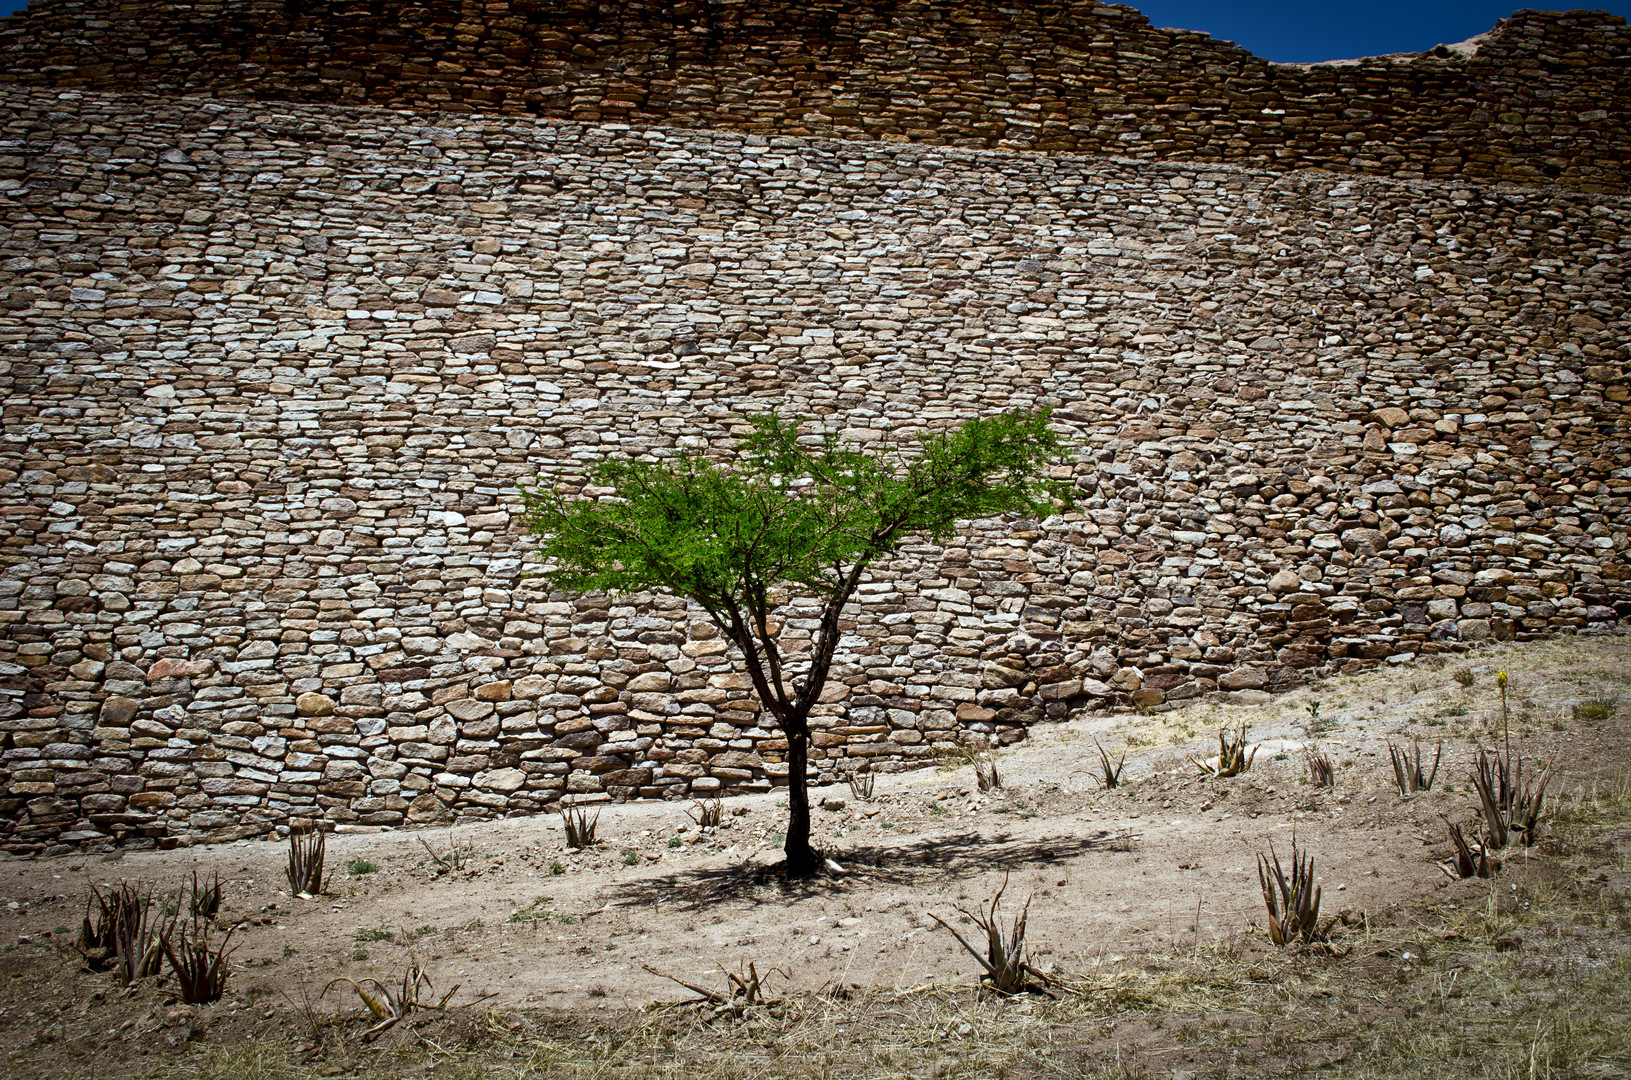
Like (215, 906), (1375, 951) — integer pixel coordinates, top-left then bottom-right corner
(0, 3), (1628, 193)
(0, 86), (1625, 854)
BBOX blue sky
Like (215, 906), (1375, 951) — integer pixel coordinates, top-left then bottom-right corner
(1134, 2), (1630, 63)
(1, 1), (1626, 64)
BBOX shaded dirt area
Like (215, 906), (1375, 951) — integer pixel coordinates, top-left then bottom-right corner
(1, 634), (1628, 1078)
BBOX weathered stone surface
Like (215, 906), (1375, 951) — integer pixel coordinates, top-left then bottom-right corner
(146, 659), (211, 680)
(1, 3), (1627, 192)
(296, 694), (336, 718)
(1265, 570), (1301, 595)
(982, 665), (1029, 690)
(98, 697), (140, 726)
(1038, 680), (1083, 702)
(446, 700), (495, 722)
(1218, 668), (1270, 692)
(1372, 408), (1412, 429)
(475, 768), (528, 794)
(0, 65), (1625, 853)
(474, 681), (512, 702)
(1108, 668), (1142, 691)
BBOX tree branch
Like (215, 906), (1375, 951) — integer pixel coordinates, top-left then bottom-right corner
(795, 558), (871, 719)
(746, 580), (792, 704)
(718, 593), (792, 725)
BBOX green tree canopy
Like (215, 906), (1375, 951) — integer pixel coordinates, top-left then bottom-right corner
(522, 409), (1063, 876)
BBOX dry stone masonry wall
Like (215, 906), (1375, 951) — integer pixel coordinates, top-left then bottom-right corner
(1, 2), (1629, 192)
(0, 85), (1628, 855)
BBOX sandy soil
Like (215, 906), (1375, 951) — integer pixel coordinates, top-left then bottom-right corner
(1, 633), (1626, 1077)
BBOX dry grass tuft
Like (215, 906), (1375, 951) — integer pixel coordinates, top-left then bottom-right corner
(1572, 697), (1616, 722)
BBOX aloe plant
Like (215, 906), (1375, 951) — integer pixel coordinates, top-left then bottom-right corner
(189, 869), (221, 921)
(79, 882), (166, 984)
(1445, 820), (1498, 879)
(974, 750), (1002, 793)
(286, 829), (325, 897)
(930, 874), (1050, 995)
(162, 919), (235, 1004)
(559, 800), (599, 849)
(1389, 740), (1441, 795)
(687, 795), (723, 829)
(1305, 748), (1334, 788)
(1095, 739), (1126, 789)
(1258, 838), (1326, 946)
(1471, 745), (1550, 848)
(1195, 721), (1257, 778)
(326, 960), (459, 1042)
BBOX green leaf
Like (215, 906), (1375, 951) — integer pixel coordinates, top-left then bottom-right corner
(519, 406), (1063, 871)
(522, 409), (1061, 619)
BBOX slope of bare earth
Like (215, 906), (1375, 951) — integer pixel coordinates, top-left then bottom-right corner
(1, 633), (1628, 1079)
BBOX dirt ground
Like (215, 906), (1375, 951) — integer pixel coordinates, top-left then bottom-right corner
(2, 634), (1629, 1079)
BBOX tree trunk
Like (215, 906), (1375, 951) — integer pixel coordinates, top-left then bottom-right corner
(783, 726), (819, 877)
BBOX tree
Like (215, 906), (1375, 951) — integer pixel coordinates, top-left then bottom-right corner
(521, 410), (1063, 877)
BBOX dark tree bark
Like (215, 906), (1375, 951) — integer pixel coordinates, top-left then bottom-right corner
(782, 724), (818, 876)
(709, 568), (867, 878)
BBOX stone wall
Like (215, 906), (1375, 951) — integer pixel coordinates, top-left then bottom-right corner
(0, 85), (1627, 854)
(1, 2), (1629, 193)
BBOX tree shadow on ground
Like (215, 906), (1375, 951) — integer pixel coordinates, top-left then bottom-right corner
(602, 828), (1135, 910)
